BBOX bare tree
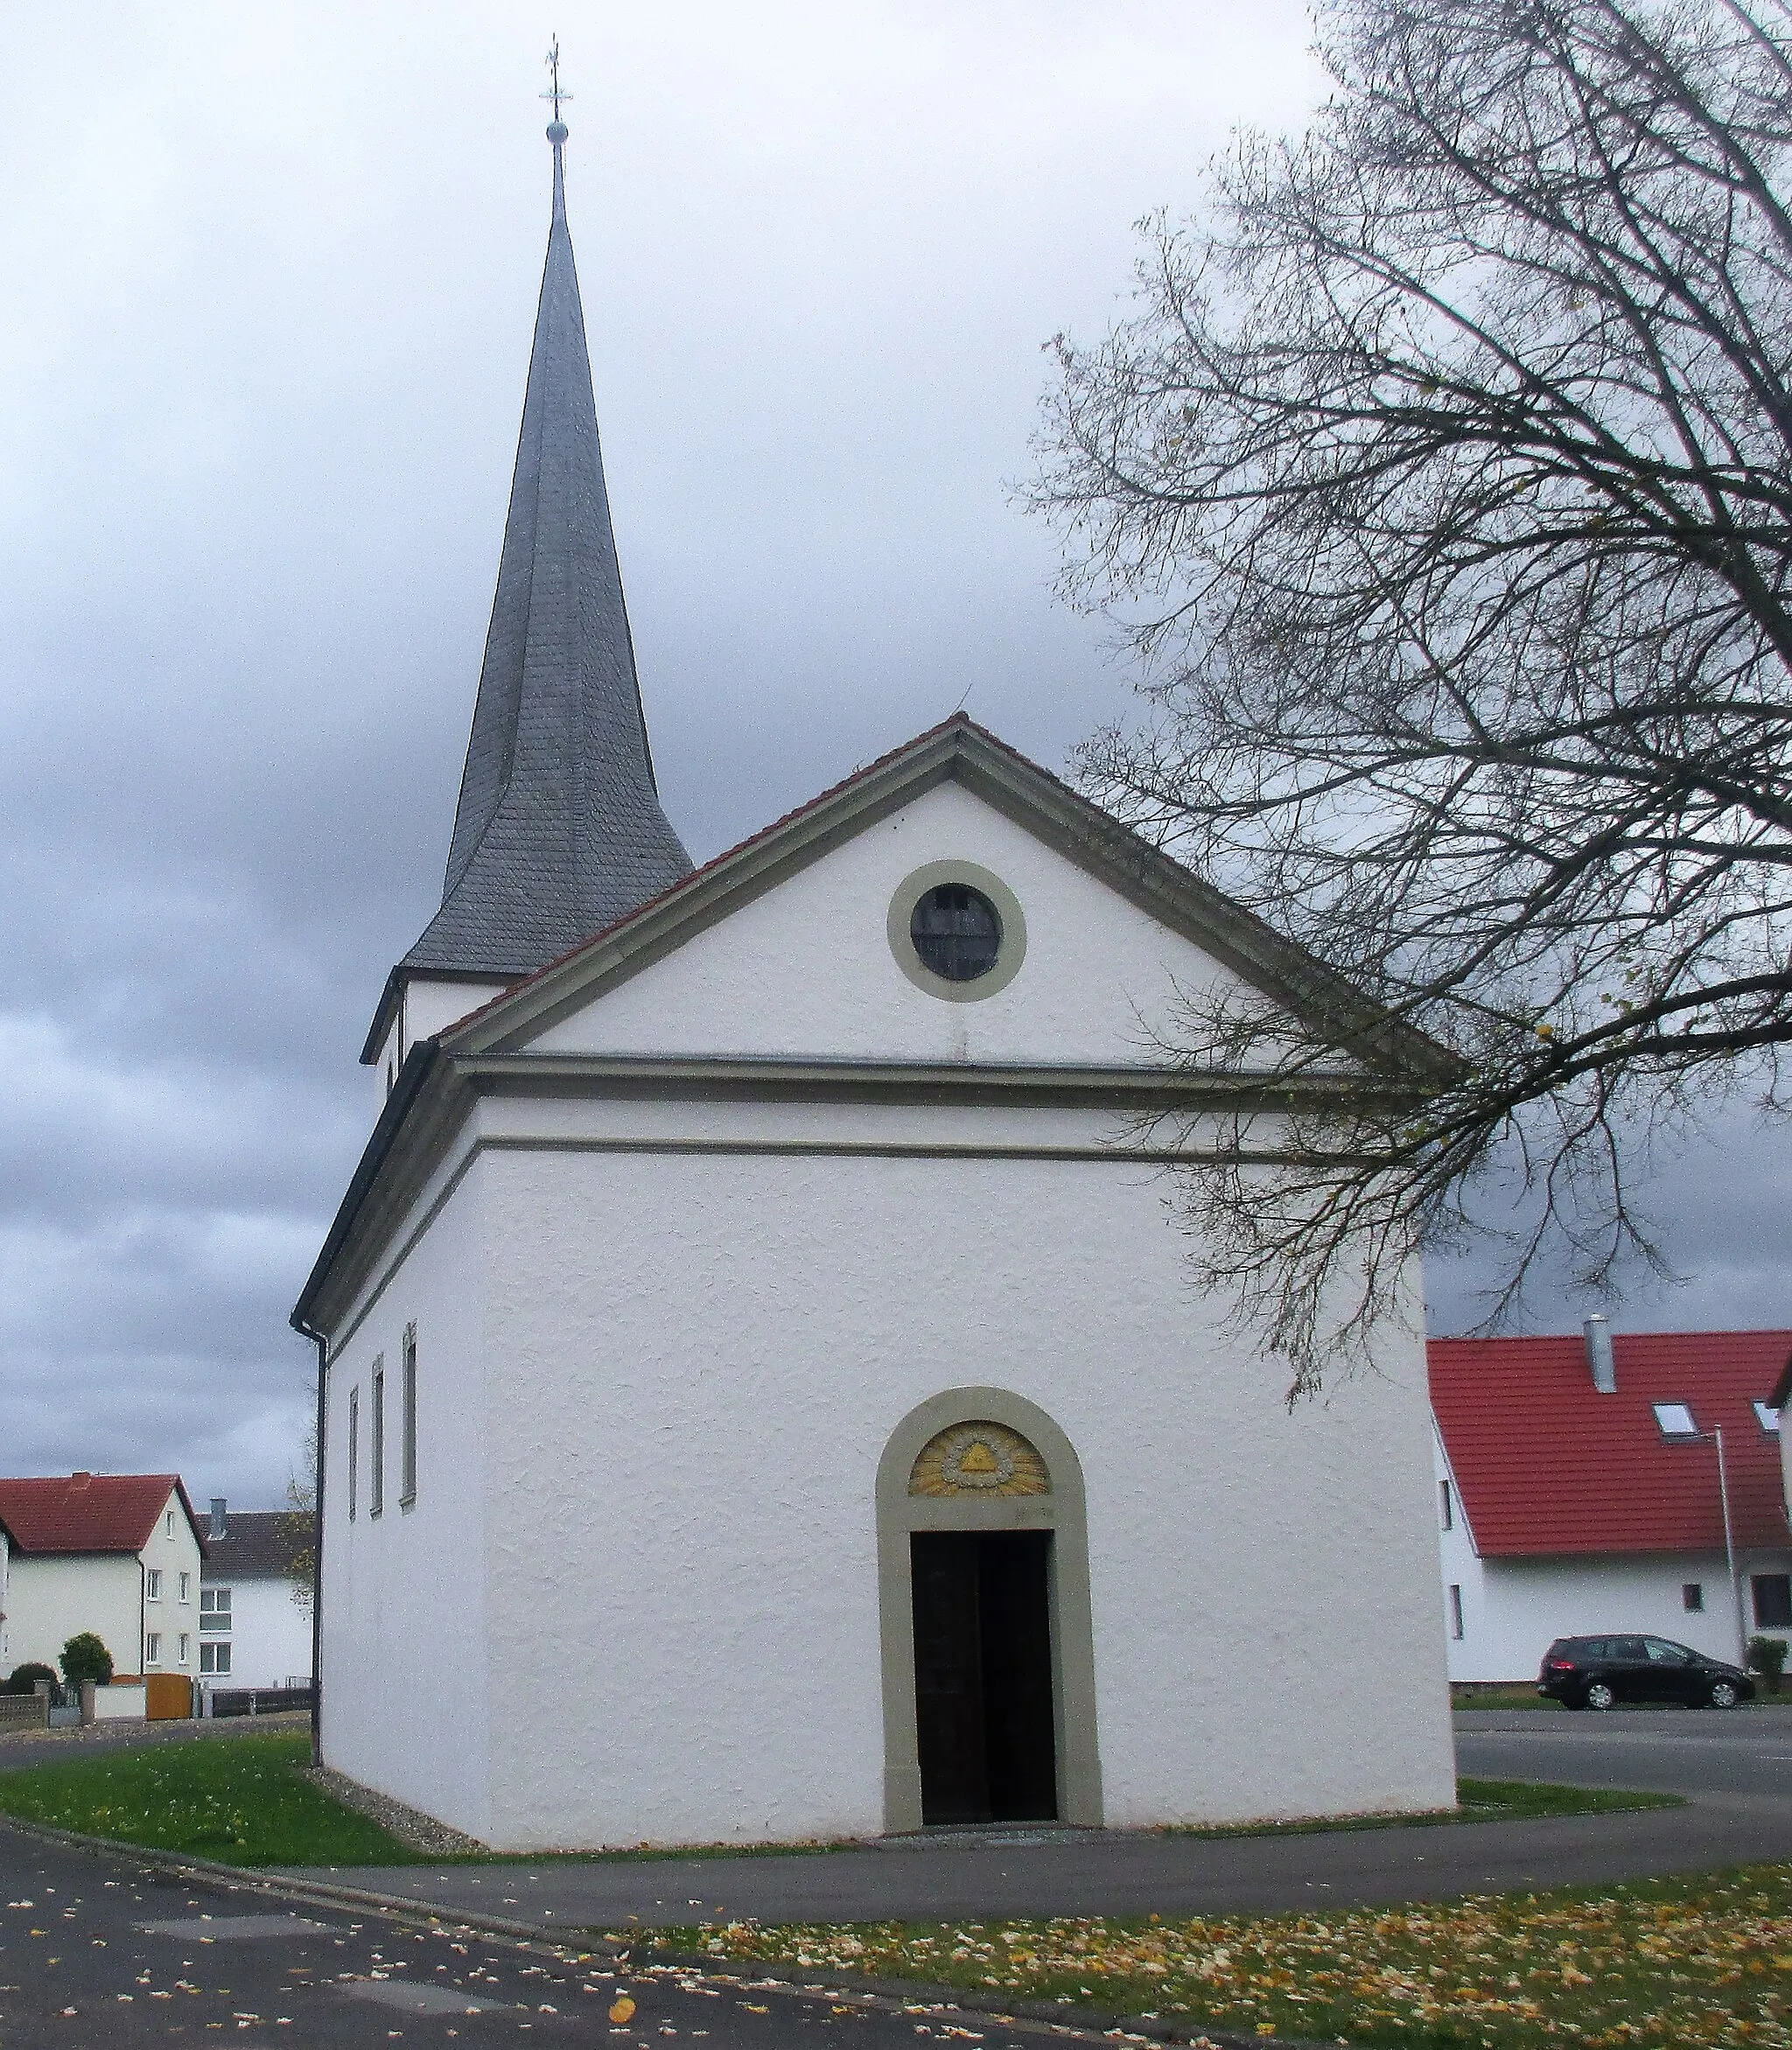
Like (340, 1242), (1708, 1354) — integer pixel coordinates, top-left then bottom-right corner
(283, 1419), (317, 1614)
(1031, 0), (1792, 1389)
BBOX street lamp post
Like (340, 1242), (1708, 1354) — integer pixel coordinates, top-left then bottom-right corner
(1694, 1425), (1746, 1665)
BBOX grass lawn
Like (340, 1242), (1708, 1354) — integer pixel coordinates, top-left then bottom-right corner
(657, 1863), (1792, 2048)
(0, 1733), (1671, 1872)
(1452, 1684), (1564, 1711)
(0, 1732), (419, 1867)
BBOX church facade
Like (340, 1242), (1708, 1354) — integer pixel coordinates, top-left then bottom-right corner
(293, 120), (1457, 1851)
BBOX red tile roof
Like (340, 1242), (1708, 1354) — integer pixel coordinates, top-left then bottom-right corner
(0, 1474), (199, 1557)
(1430, 1333), (1792, 1557)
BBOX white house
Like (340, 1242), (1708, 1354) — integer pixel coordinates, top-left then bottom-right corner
(0, 1474), (205, 1683)
(198, 1500), (313, 1689)
(1431, 1326), (1792, 1683)
(291, 117), (1460, 1852)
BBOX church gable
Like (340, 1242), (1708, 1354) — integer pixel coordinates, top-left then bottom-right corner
(446, 718), (1446, 1081)
(510, 780), (1261, 1067)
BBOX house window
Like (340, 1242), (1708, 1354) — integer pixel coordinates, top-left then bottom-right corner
(401, 1323), (417, 1508)
(1448, 1584), (1465, 1640)
(200, 1641), (232, 1675)
(348, 1385), (360, 1521)
(146, 1569), (163, 1600)
(1653, 1402), (1700, 1438)
(165, 1508), (175, 1538)
(200, 1587), (231, 1633)
(178, 1571), (191, 1603)
(1756, 1402), (1782, 1433)
(370, 1359), (386, 1516)
(1753, 1574), (1792, 1628)
(1439, 1480), (1453, 1532)
(1684, 1582), (1705, 1613)
(177, 1634), (190, 1665)
(145, 1633), (161, 1666)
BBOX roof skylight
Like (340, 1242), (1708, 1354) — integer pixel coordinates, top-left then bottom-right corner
(1755, 1402), (1782, 1434)
(1653, 1402), (1701, 1438)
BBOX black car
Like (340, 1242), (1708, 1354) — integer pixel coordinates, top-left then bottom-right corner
(1537, 1634), (1755, 1710)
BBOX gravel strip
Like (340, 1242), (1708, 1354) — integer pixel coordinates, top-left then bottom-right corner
(300, 1761), (488, 1855)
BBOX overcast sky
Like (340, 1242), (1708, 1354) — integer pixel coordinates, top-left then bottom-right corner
(1, 3), (1785, 1510)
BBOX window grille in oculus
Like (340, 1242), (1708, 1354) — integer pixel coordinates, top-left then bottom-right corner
(911, 885), (1001, 982)
(888, 863), (1026, 1000)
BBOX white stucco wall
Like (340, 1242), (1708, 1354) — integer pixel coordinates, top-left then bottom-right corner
(319, 1154), (493, 1839)
(528, 780), (1314, 1070)
(318, 773), (1452, 1847)
(201, 1576), (313, 1687)
(373, 978), (514, 1101)
(473, 1139), (1449, 1849)
(321, 1085), (1452, 1849)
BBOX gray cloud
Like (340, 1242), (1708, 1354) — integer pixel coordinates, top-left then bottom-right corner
(0, 3), (1782, 1508)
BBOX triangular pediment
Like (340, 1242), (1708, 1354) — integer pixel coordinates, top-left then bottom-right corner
(441, 718), (1454, 1082)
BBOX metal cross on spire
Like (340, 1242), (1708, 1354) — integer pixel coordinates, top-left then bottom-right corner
(542, 37), (572, 125)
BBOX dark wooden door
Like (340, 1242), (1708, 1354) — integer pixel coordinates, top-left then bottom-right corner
(910, 1530), (1058, 1826)
(979, 1531), (1058, 1822)
(912, 1534), (989, 1823)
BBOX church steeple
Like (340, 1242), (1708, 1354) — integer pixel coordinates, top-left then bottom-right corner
(401, 87), (692, 980)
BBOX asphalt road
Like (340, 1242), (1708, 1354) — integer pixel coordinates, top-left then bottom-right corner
(1454, 1703), (1792, 1797)
(0, 1824), (1073, 2050)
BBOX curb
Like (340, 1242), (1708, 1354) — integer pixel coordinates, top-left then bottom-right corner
(0, 1810), (579, 1946)
(0, 1809), (1328, 2047)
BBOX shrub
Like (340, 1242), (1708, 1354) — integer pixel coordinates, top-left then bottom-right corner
(59, 1634), (113, 1688)
(4, 1662), (56, 1696)
(1746, 1635), (1788, 1692)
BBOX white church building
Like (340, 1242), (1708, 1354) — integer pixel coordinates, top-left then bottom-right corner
(293, 115), (1459, 1851)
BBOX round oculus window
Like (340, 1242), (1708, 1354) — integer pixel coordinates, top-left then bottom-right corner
(887, 861), (1026, 1000)
(909, 882), (1001, 982)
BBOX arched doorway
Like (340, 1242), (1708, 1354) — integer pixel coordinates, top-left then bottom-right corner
(876, 1389), (1102, 1833)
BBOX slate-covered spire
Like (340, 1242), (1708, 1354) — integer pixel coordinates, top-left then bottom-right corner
(402, 114), (692, 977)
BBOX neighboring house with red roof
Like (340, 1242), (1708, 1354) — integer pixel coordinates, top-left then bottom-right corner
(1429, 1328), (1792, 1682)
(0, 1474), (205, 1685)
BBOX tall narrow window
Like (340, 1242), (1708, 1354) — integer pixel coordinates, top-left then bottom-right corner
(400, 1323), (417, 1508)
(1439, 1480), (1453, 1532)
(370, 1360), (385, 1517)
(1448, 1584), (1465, 1640)
(1753, 1573), (1792, 1627)
(347, 1386), (360, 1522)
